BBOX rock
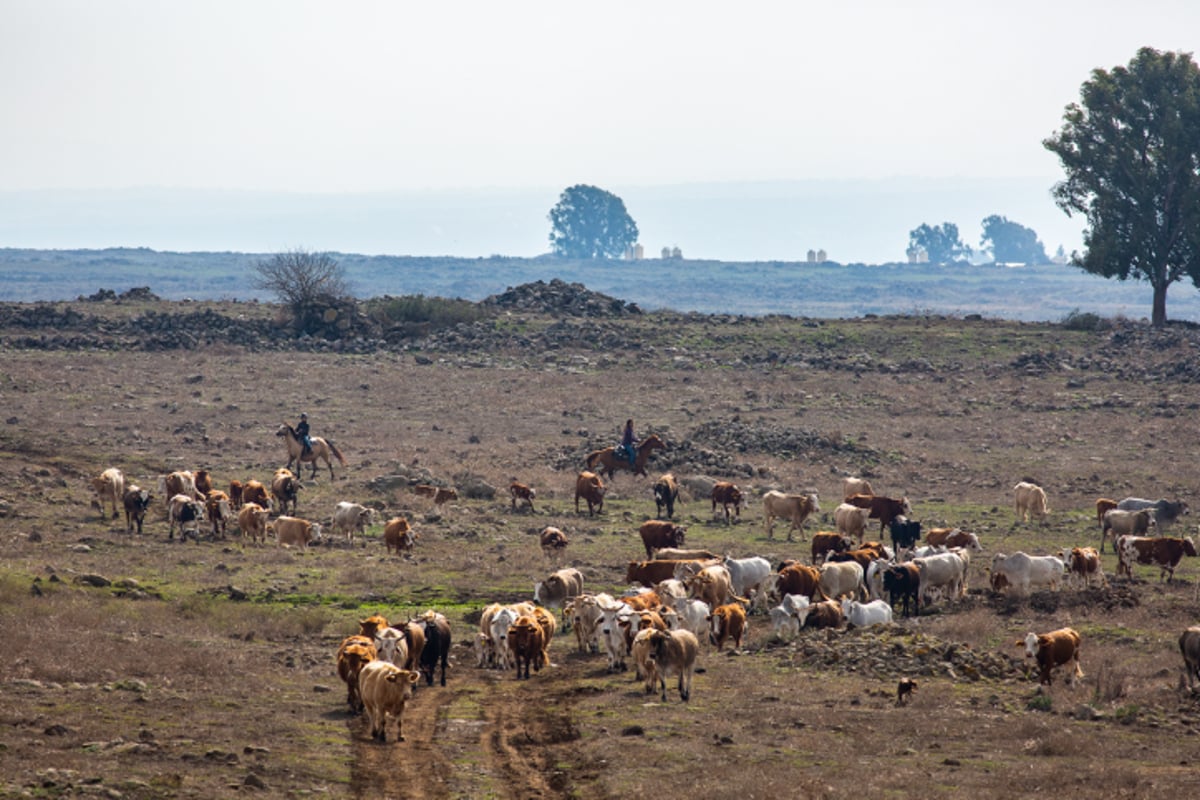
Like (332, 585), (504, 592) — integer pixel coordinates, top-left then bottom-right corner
(75, 573), (111, 587)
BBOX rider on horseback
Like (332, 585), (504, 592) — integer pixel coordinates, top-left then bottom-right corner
(619, 419), (637, 468)
(296, 413), (313, 457)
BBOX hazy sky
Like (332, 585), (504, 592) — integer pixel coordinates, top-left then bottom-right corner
(3, 1), (1199, 260)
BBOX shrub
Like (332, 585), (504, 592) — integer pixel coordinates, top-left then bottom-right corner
(366, 294), (491, 336)
(1060, 308), (1111, 331)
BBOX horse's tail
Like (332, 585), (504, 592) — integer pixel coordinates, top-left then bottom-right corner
(328, 439), (348, 466)
(585, 450), (601, 469)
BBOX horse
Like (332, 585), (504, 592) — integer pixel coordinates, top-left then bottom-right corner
(276, 423), (347, 479)
(585, 434), (666, 479)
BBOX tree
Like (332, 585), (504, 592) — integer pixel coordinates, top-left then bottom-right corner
(979, 215), (1049, 264)
(548, 185), (639, 259)
(908, 222), (972, 264)
(254, 248), (351, 335)
(1043, 47), (1200, 326)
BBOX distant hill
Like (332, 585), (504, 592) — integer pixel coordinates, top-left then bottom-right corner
(1, 247), (1198, 323)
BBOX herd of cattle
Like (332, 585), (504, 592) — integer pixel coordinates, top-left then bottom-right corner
(90, 457), (1200, 743)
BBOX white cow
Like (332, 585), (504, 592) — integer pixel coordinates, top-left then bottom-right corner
(331, 501), (375, 546)
(834, 502), (872, 542)
(668, 596), (712, 638)
(597, 600), (637, 673)
(374, 626), (410, 667)
(864, 558), (890, 601)
(913, 551), (968, 607)
(723, 556), (773, 598)
(841, 598), (893, 628)
(564, 593), (613, 654)
(819, 560), (864, 601)
(990, 551), (1066, 596)
(769, 593), (811, 639)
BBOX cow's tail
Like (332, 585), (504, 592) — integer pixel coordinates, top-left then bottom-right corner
(328, 440), (348, 466)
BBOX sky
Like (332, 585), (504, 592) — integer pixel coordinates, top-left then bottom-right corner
(3, 1), (1199, 262)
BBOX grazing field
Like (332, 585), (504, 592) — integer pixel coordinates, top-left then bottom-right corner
(1, 293), (1200, 799)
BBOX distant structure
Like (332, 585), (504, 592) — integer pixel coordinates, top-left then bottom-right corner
(661, 246), (672, 259)
(662, 246), (683, 260)
(906, 247), (929, 264)
(806, 249), (816, 263)
(806, 249), (828, 263)
(624, 243), (644, 260)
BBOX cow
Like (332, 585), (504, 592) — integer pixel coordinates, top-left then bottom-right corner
(812, 531), (854, 563)
(415, 484), (458, 505)
(1101, 507), (1157, 553)
(1060, 546), (1106, 589)
(802, 599), (844, 630)
(768, 593), (810, 639)
(1180, 627), (1200, 693)
(373, 627), (410, 668)
(509, 480), (536, 511)
(565, 593), (613, 654)
(654, 578), (688, 600)
(627, 559), (716, 587)
(990, 551), (1065, 596)
(92, 467), (125, 520)
(332, 501), (375, 546)
(358, 614), (390, 639)
(1095, 497), (1118, 530)
(399, 620), (427, 674)
(762, 490), (821, 541)
(270, 515), (322, 549)
(834, 502), (872, 543)
(654, 473), (681, 519)
(597, 600), (637, 672)
(539, 526), (569, 562)
(383, 516), (417, 555)
(1116, 535), (1198, 582)
(826, 546), (888, 572)
(1019, 628), (1083, 686)
(1013, 481), (1049, 524)
(237, 502), (270, 545)
(653, 548), (719, 561)
(882, 563), (921, 617)
(645, 628), (700, 702)
(777, 563), (827, 603)
(167, 493), (206, 541)
(271, 469), (302, 515)
(925, 527), (982, 551)
(819, 560), (864, 601)
(357, 660), (419, 741)
(192, 469), (213, 496)
(121, 485), (152, 534)
(711, 482), (743, 524)
(157, 470), (198, 503)
(846, 493), (913, 535)
(204, 490), (233, 538)
(228, 479), (244, 510)
(621, 589), (662, 612)
(1115, 497), (1190, 529)
(241, 479), (270, 510)
(841, 598), (893, 628)
(575, 471), (605, 516)
(723, 556), (773, 598)
(415, 610), (452, 687)
(668, 596), (712, 638)
(687, 564), (743, 609)
(639, 520), (686, 559)
(336, 634), (378, 715)
(889, 516), (922, 553)
(913, 551), (968, 607)
(486, 602), (535, 671)
(534, 567), (584, 611)
(842, 477), (874, 501)
(708, 603), (747, 651)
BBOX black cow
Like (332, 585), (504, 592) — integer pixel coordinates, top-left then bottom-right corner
(883, 563), (921, 618)
(419, 614), (452, 687)
(889, 516), (922, 552)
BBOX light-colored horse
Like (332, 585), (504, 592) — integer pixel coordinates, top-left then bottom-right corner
(276, 423), (347, 479)
(585, 434), (666, 479)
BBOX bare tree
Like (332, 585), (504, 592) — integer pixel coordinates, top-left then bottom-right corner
(254, 249), (350, 335)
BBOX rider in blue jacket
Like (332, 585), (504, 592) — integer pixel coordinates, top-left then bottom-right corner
(620, 419), (636, 467)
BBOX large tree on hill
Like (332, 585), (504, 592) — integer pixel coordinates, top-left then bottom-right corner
(908, 222), (972, 264)
(1044, 46), (1200, 327)
(980, 215), (1049, 264)
(548, 184), (639, 259)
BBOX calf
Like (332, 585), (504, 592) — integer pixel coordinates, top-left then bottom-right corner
(383, 516), (417, 555)
(639, 520), (686, 559)
(358, 660), (419, 741)
(121, 485), (152, 535)
(646, 628), (700, 702)
(539, 526), (569, 562)
(415, 484), (459, 505)
(1019, 628), (1083, 686)
(509, 480), (536, 511)
(237, 502), (270, 545)
(653, 473), (681, 519)
(925, 527), (981, 551)
(708, 603), (747, 651)
(710, 482), (743, 524)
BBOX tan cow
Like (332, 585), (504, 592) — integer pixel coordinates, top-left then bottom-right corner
(834, 502), (872, 543)
(762, 490), (820, 542)
(645, 628), (700, 702)
(574, 471), (605, 516)
(1013, 481), (1049, 524)
(336, 635), (377, 715)
(237, 502), (270, 544)
(358, 660), (420, 742)
(92, 467), (125, 520)
(842, 477), (874, 501)
(708, 603), (747, 651)
(270, 515), (321, 549)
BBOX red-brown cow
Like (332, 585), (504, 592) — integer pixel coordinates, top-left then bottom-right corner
(509, 480), (536, 511)
(1060, 546), (1106, 589)
(811, 531), (854, 563)
(383, 516), (417, 555)
(711, 482), (743, 524)
(506, 615), (546, 680)
(639, 520), (686, 559)
(336, 635), (377, 714)
(1095, 497), (1118, 530)
(708, 603), (747, 651)
(1116, 535), (1198, 582)
(1018, 627), (1082, 686)
(575, 471), (606, 516)
(777, 563), (827, 602)
(241, 479), (269, 510)
(846, 493), (913, 535)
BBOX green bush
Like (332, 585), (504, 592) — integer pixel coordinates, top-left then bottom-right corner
(1060, 308), (1111, 331)
(366, 294), (490, 334)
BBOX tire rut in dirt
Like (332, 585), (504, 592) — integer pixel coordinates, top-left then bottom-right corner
(348, 685), (455, 800)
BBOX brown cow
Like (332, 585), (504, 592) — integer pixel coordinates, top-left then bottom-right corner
(575, 471), (605, 516)
(415, 484), (459, 505)
(846, 493), (913, 535)
(639, 520), (686, 559)
(1116, 535), (1198, 582)
(1095, 497), (1118, 530)
(509, 480), (536, 511)
(204, 490), (233, 538)
(336, 634), (377, 714)
(228, 479), (244, 510)
(193, 469), (213, 497)
(802, 599), (844, 629)
(241, 480), (270, 510)
(358, 660), (420, 742)
(158, 470), (199, 502)
(708, 603), (747, 651)
(711, 482), (743, 524)
(539, 526), (569, 562)
(627, 559), (716, 587)
(925, 527), (982, 551)
(1019, 628), (1082, 686)
(811, 531), (854, 563)
(507, 614), (546, 679)
(383, 516), (417, 555)
(777, 563), (827, 601)
(237, 502), (270, 544)
(271, 468), (301, 515)
(358, 614), (390, 638)
(1061, 546), (1106, 589)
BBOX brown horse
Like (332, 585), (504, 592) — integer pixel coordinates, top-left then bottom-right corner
(585, 434), (666, 479)
(276, 423), (347, 479)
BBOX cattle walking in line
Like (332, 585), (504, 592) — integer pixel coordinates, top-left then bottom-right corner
(1013, 481), (1049, 524)
(358, 661), (419, 742)
(122, 485), (152, 534)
